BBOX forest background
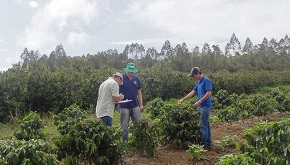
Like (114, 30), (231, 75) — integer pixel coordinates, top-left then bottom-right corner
(1, 33), (290, 123)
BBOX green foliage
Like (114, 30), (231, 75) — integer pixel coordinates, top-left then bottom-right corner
(54, 104), (122, 164)
(0, 139), (59, 165)
(53, 104), (87, 135)
(0, 155), (7, 165)
(241, 118), (290, 164)
(216, 107), (240, 122)
(214, 89), (230, 109)
(274, 90), (290, 113)
(186, 144), (207, 163)
(145, 97), (164, 118)
(130, 119), (158, 157)
(158, 104), (201, 148)
(14, 111), (45, 140)
(213, 89), (239, 110)
(0, 66), (28, 122)
(139, 64), (193, 101)
(55, 118), (122, 165)
(210, 70), (289, 95)
(215, 153), (259, 165)
(220, 135), (238, 151)
(252, 94), (278, 116)
(278, 85), (290, 91)
(235, 99), (257, 119)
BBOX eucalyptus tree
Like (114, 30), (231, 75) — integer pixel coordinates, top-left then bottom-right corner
(192, 46), (200, 56)
(201, 42), (212, 55)
(212, 45), (225, 70)
(160, 40), (174, 60)
(225, 33), (242, 56)
(170, 42), (191, 72)
(123, 43), (145, 60)
(243, 38), (254, 54)
(20, 48), (40, 70)
(146, 47), (159, 60)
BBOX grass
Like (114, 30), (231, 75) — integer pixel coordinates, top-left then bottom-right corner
(259, 85), (290, 93)
(0, 122), (18, 140)
(277, 85), (290, 91)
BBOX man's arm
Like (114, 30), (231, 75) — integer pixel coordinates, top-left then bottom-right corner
(178, 90), (196, 104)
(137, 89), (144, 112)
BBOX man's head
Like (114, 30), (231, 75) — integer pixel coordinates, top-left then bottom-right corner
(124, 63), (138, 78)
(188, 67), (202, 79)
(113, 72), (123, 85)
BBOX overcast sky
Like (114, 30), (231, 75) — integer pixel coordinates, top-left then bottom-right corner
(1, 0), (289, 71)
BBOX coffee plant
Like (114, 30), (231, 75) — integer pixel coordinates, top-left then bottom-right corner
(0, 139), (59, 165)
(220, 135), (238, 151)
(130, 118), (158, 157)
(145, 97), (164, 118)
(274, 91), (290, 113)
(216, 107), (240, 122)
(53, 103), (87, 135)
(214, 90), (239, 108)
(186, 144), (207, 163)
(14, 111), (45, 140)
(241, 118), (290, 164)
(158, 104), (201, 148)
(55, 118), (122, 165)
(54, 104), (122, 164)
(215, 153), (259, 165)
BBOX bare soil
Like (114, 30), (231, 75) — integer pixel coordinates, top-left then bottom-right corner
(122, 111), (290, 165)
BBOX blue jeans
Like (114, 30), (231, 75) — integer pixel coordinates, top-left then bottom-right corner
(199, 106), (212, 147)
(100, 116), (112, 126)
(120, 107), (141, 141)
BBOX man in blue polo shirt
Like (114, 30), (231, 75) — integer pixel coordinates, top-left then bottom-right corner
(118, 63), (144, 141)
(178, 67), (213, 150)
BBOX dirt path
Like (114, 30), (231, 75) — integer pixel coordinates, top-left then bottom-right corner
(123, 111), (290, 165)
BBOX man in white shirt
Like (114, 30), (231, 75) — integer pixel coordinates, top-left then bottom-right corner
(96, 72), (124, 126)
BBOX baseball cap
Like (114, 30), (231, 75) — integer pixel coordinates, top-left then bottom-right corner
(188, 67), (201, 77)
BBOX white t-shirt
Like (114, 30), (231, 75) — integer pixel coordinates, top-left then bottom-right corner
(96, 77), (119, 118)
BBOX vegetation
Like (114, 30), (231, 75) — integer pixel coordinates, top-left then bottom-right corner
(14, 111), (45, 140)
(0, 33), (290, 164)
(186, 144), (207, 163)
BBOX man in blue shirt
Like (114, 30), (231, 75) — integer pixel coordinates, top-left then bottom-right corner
(118, 63), (144, 141)
(178, 67), (212, 150)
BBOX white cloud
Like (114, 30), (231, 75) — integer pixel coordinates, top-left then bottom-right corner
(19, 0), (99, 54)
(48, 0), (99, 24)
(125, 0), (290, 49)
(0, 48), (7, 52)
(29, 1), (38, 8)
(66, 32), (93, 46)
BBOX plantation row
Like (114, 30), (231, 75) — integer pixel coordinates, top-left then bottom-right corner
(1, 88), (290, 164)
(1, 63), (290, 123)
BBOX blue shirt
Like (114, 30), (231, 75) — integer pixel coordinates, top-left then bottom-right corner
(118, 73), (141, 108)
(193, 76), (212, 107)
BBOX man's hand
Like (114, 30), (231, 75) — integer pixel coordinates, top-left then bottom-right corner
(192, 101), (201, 107)
(140, 106), (144, 112)
(178, 98), (184, 104)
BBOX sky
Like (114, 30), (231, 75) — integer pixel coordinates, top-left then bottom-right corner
(1, 0), (290, 71)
